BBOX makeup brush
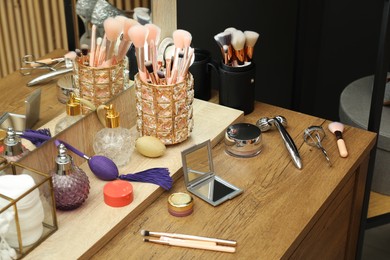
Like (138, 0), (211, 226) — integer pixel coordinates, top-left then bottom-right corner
(140, 230), (237, 246)
(104, 17), (123, 62)
(244, 30), (259, 62)
(89, 24), (97, 66)
(220, 31), (233, 65)
(328, 122), (348, 158)
(145, 61), (158, 84)
(128, 24), (149, 82)
(182, 30), (192, 61)
(231, 30), (246, 66)
(117, 18), (139, 61)
(178, 47), (194, 82)
(97, 36), (107, 67)
(81, 44), (89, 65)
(168, 29), (187, 84)
(145, 23), (161, 76)
(143, 238), (235, 253)
(94, 37), (102, 67)
(157, 70), (166, 84)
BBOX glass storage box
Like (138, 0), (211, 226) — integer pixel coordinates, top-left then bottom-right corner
(135, 73), (194, 145)
(0, 160), (58, 259)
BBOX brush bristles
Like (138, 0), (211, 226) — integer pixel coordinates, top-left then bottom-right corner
(173, 29), (187, 49)
(104, 17), (122, 42)
(145, 23), (161, 45)
(123, 18), (140, 41)
(141, 230), (149, 236)
(145, 61), (154, 73)
(231, 30), (245, 51)
(128, 25), (149, 48)
(244, 31), (260, 48)
(328, 122), (345, 134)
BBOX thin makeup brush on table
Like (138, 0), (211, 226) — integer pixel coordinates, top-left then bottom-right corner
(128, 24), (149, 82)
(244, 30), (259, 62)
(140, 230), (237, 246)
(328, 122), (348, 158)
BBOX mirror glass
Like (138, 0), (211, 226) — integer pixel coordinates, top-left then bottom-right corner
(181, 140), (243, 206)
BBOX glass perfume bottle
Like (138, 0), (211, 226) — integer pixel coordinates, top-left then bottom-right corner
(54, 93), (84, 135)
(50, 143), (90, 210)
(93, 104), (133, 167)
(0, 127), (29, 162)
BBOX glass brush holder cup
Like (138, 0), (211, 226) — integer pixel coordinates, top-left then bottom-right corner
(72, 58), (130, 113)
(135, 73), (194, 145)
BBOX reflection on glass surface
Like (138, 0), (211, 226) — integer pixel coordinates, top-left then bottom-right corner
(181, 139), (242, 206)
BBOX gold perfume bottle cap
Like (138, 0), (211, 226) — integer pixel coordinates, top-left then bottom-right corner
(105, 104), (119, 128)
(66, 93), (81, 116)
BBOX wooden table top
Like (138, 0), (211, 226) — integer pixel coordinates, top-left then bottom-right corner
(90, 101), (376, 259)
(0, 49), (67, 129)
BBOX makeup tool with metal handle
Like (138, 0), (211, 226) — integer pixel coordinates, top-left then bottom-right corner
(256, 116), (302, 170)
(20, 54), (65, 76)
(303, 126), (332, 166)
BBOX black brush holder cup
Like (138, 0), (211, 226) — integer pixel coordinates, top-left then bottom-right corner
(189, 49), (216, 101)
(213, 62), (256, 115)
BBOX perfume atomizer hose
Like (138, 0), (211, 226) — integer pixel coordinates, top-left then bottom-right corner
(20, 131), (173, 190)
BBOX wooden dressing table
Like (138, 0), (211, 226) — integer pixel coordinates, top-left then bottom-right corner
(0, 51), (376, 259)
(89, 101), (376, 259)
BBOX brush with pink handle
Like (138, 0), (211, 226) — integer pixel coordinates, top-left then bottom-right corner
(128, 24), (149, 82)
(145, 23), (161, 79)
(117, 18), (139, 61)
(328, 122), (348, 158)
(103, 17), (123, 64)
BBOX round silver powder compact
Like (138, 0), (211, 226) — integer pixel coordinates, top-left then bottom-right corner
(224, 123), (262, 157)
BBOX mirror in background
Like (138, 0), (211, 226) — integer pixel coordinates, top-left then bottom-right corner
(181, 139), (243, 206)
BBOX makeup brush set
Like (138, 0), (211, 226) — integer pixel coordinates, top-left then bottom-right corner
(214, 27), (259, 67)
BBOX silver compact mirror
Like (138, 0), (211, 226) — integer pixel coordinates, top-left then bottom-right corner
(181, 139), (243, 206)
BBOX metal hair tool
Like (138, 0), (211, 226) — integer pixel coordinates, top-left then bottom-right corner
(20, 54), (65, 76)
(304, 126), (332, 166)
(256, 115), (302, 170)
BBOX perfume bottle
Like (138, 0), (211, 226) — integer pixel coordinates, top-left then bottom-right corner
(93, 104), (133, 167)
(0, 127), (29, 162)
(54, 93), (84, 134)
(50, 143), (90, 210)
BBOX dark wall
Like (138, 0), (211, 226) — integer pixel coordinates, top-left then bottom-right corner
(177, 0), (299, 109)
(177, 0), (383, 121)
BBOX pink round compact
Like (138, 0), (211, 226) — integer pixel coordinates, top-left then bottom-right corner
(103, 180), (133, 207)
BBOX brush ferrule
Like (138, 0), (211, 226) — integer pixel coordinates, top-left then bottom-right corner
(334, 130), (343, 140)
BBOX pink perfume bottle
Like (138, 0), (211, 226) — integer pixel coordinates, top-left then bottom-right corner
(93, 104), (133, 167)
(50, 143), (90, 210)
(0, 127), (29, 162)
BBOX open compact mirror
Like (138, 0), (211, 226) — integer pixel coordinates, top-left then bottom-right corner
(181, 139), (243, 206)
